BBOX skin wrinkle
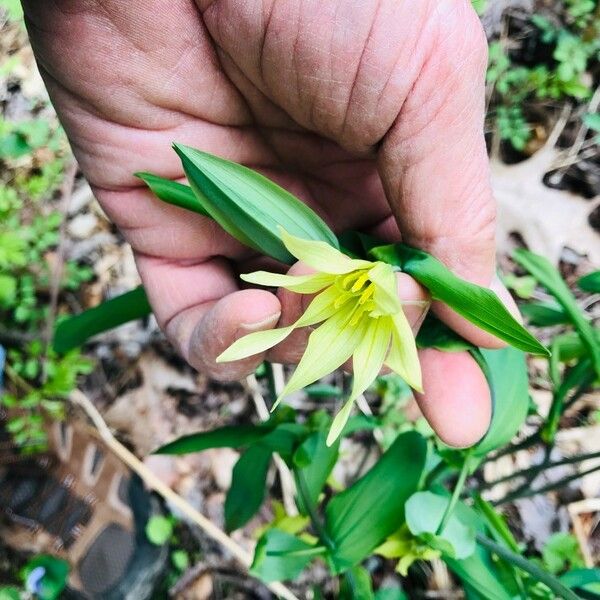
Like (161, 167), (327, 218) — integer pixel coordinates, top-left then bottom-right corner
(258, 0), (277, 90)
(24, 0), (513, 446)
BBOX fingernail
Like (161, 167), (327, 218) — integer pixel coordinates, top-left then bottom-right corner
(403, 300), (431, 332)
(236, 312), (281, 336)
(490, 275), (523, 323)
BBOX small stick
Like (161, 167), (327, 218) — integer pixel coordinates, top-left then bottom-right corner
(246, 373), (299, 517)
(69, 389), (300, 600)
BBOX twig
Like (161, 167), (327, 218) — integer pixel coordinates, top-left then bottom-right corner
(246, 373), (298, 517)
(69, 389), (300, 600)
(494, 462), (600, 506)
(549, 85), (600, 184)
(43, 160), (78, 363)
(475, 449), (600, 493)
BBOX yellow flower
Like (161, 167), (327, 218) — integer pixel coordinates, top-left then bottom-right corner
(217, 229), (423, 445)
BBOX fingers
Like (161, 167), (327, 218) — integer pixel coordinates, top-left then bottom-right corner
(416, 349), (492, 447)
(376, 1), (519, 347)
(187, 290), (282, 380)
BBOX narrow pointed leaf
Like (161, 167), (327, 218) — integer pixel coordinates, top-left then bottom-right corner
(135, 172), (209, 217)
(294, 430), (340, 516)
(371, 244), (548, 356)
(173, 144), (338, 263)
(514, 249), (600, 376)
(225, 445), (272, 532)
(473, 347), (529, 456)
(578, 271), (600, 293)
(154, 424), (272, 455)
(53, 286), (151, 353)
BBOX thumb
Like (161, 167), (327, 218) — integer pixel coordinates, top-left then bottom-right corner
(377, 1), (518, 347)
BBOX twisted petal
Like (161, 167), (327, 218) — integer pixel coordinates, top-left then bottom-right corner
(216, 285), (339, 363)
(386, 311), (423, 392)
(327, 317), (392, 445)
(241, 271), (335, 293)
(273, 303), (366, 409)
(368, 263), (401, 315)
(280, 228), (372, 275)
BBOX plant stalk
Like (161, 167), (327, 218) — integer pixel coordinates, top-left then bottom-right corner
(436, 452), (472, 535)
(476, 534), (579, 600)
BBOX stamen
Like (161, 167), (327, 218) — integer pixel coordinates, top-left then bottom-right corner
(341, 272), (360, 290)
(334, 291), (353, 309)
(351, 272), (370, 293)
(358, 283), (375, 304)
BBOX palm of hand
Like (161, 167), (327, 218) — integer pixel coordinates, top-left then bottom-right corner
(25, 0), (502, 446)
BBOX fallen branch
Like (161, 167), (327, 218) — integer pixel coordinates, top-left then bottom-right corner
(69, 389), (300, 600)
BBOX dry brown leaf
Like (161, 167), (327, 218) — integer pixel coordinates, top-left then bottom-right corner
(492, 148), (600, 265)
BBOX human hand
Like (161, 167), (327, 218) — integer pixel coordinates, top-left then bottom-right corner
(24, 0), (520, 447)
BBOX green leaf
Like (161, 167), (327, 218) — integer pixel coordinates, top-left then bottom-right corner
(171, 550), (190, 572)
(561, 568), (600, 597)
(542, 533), (584, 575)
(416, 315), (475, 352)
(136, 172), (209, 217)
(474, 347), (529, 456)
(0, 274), (17, 306)
(0, 588), (20, 600)
(304, 383), (343, 398)
(374, 588), (408, 600)
(22, 555), (69, 600)
(145, 515), (173, 545)
(584, 113), (600, 132)
(475, 534), (580, 600)
(225, 444), (272, 532)
(154, 424), (272, 455)
(371, 244), (548, 356)
(579, 271), (600, 294)
(520, 301), (569, 327)
(445, 548), (511, 600)
(405, 492), (476, 560)
(53, 286), (152, 353)
(340, 566), (374, 600)
(514, 249), (600, 377)
(173, 144), (339, 264)
(324, 431), (427, 573)
(250, 529), (316, 583)
(293, 430), (340, 515)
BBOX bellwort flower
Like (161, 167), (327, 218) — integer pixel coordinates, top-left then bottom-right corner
(217, 229), (423, 445)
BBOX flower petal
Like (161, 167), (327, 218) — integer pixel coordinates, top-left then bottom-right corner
(241, 271), (335, 293)
(217, 285), (339, 363)
(327, 317), (391, 445)
(327, 398), (356, 447)
(216, 325), (296, 363)
(385, 312), (423, 392)
(273, 303), (365, 408)
(280, 228), (372, 275)
(368, 263), (401, 315)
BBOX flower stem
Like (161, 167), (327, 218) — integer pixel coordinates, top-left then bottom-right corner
(475, 534), (579, 600)
(436, 452), (472, 535)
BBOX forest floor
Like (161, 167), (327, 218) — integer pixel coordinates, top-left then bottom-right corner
(0, 0), (599, 598)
